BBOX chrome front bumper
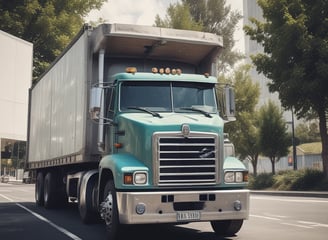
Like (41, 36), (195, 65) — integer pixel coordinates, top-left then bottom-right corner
(116, 189), (250, 224)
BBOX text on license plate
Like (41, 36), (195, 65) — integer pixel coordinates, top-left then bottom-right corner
(176, 211), (201, 222)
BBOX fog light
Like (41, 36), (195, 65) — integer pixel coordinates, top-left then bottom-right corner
(136, 203), (146, 215)
(234, 200), (242, 211)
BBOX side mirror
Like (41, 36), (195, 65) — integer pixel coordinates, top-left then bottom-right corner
(224, 86), (236, 121)
(90, 87), (102, 121)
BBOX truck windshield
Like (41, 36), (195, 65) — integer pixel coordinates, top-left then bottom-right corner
(120, 81), (217, 114)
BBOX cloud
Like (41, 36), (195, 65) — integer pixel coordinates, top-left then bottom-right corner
(87, 0), (178, 26)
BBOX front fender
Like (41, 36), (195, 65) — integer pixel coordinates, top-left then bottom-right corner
(223, 156), (247, 170)
(99, 153), (149, 189)
(222, 156), (248, 188)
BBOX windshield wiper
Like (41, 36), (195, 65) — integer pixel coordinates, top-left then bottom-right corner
(127, 106), (163, 118)
(179, 107), (212, 118)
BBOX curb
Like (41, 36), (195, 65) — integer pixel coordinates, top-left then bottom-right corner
(251, 190), (328, 198)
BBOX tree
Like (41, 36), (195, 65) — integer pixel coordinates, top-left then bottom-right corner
(155, 0), (243, 73)
(244, 0), (328, 178)
(295, 120), (321, 144)
(223, 64), (261, 176)
(154, 3), (202, 31)
(258, 101), (290, 175)
(0, 0), (105, 80)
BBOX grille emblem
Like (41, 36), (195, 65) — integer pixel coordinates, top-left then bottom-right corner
(181, 124), (190, 138)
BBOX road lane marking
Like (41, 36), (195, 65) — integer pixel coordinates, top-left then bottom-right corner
(0, 193), (82, 240)
(250, 214), (281, 221)
(251, 196), (328, 203)
(251, 213), (328, 230)
(263, 213), (288, 218)
(17, 203), (82, 240)
(0, 193), (14, 202)
(298, 221), (328, 228)
(281, 222), (313, 229)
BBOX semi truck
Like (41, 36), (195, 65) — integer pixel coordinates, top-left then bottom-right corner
(26, 23), (249, 239)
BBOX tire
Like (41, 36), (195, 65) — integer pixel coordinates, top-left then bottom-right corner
(211, 219), (244, 237)
(44, 172), (57, 209)
(79, 174), (99, 224)
(35, 172), (44, 206)
(100, 180), (121, 240)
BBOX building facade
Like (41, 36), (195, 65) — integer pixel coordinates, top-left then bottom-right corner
(0, 30), (33, 177)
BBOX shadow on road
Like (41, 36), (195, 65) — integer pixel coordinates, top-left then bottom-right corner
(0, 201), (234, 240)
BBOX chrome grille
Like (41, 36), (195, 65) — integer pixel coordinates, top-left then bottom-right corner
(153, 132), (219, 186)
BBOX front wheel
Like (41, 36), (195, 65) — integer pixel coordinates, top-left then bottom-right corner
(211, 219), (244, 237)
(100, 180), (122, 240)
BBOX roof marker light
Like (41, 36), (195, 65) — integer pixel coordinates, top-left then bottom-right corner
(126, 67), (137, 74)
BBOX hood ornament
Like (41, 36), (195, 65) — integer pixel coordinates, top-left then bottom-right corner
(181, 124), (190, 138)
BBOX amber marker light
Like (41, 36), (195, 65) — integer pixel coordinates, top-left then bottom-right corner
(114, 143), (123, 148)
(243, 172), (249, 182)
(126, 67), (137, 74)
(124, 173), (133, 184)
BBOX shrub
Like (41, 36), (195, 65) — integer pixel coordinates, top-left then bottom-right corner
(248, 173), (274, 189)
(248, 169), (327, 190)
(273, 169), (325, 190)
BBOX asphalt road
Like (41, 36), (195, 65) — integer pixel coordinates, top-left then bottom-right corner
(0, 182), (327, 240)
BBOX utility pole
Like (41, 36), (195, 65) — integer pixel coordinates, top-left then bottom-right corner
(291, 109), (297, 170)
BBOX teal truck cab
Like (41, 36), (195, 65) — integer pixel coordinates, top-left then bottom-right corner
(27, 24), (249, 239)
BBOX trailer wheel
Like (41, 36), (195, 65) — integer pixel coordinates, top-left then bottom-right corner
(79, 174), (99, 224)
(100, 180), (121, 240)
(44, 172), (57, 209)
(35, 172), (44, 206)
(210, 219), (244, 237)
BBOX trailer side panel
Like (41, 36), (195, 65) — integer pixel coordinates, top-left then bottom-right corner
(28, 31), (90, 166)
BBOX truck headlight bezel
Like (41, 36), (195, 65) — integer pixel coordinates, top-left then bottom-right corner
(224, 171), (248, 183)
(133, 171), (148, 185)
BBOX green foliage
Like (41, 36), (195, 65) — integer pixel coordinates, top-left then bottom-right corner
(295, 121), (321, 144)
(249, 169), (327, 191)
(244, 0), (328, 178)
(259, 101), (290, 174)
(154, 3), (203, 31)
(273, 169), (325, 191)
(248, 173), (274, 190)
(0, 0), (106, 80)
(155, 0), (244, 73)
(223, 64), (261, 175)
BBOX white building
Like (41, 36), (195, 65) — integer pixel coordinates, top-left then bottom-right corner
(0, 30), (33, 176)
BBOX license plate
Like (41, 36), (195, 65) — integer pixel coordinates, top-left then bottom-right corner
(176, 211), (201, 222)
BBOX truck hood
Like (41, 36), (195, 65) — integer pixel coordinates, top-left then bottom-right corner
(118, 112), (224, 134)
(115, 112), (224, 172)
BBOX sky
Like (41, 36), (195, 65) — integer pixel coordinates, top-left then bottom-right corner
(86, 0), (245, 53)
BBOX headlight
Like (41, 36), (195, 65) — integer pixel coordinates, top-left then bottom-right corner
(224, 171), (247, 183)
(134, 172), (147, 185)
(235, 172), (244, 183)
(224, 172), (235, 183)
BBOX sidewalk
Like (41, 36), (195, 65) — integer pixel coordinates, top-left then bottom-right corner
(251, 190), (328, 198)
